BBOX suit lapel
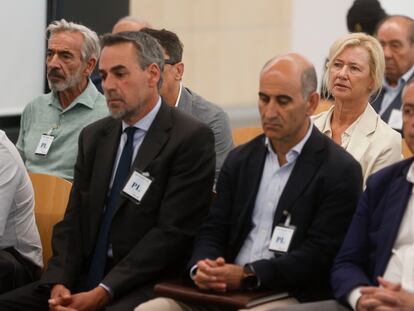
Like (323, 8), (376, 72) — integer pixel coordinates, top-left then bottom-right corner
(234, 136), (268, 246)
(272, 128), (324, 226)
(89, 119), (122, 238)
(116, 102), (172, 209)
(375, 162), (413, 276)
(345, 105), (377, 163)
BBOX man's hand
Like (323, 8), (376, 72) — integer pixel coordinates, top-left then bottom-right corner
(48, 285), (110, 311)
(193, 257), (245, 292)
(357, 278), (414, 311)
(49, 284), (72, 310)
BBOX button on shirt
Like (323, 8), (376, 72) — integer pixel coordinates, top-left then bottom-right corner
(235, 123), (313, 266)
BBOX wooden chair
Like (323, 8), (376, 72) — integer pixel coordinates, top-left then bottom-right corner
(402, 139), (413, 159)
(29, 172), (72, 267)
(232, 127), (263, 146)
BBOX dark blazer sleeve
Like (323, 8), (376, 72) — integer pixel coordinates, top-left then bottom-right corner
(330, 186), (373, 304)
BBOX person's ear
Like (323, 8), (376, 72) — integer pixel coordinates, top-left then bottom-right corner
(83, 58), (97, 77)
(174, 62), (184, 81)
(146, 63), (161, 88)
(306, 92), (320, 116)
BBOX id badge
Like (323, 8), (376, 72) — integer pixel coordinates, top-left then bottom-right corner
(269, 225), (296, 254)
(122, 170), (153, 204)
(35, 134), (55, 156)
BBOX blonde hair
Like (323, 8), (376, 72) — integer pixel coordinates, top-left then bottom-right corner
(323, 32), (384, 98)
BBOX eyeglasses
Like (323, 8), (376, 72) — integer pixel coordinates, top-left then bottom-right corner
(164, 59), (179, 65)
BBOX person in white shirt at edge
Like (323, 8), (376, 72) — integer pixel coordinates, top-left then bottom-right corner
(0, 130), (42, 294)
(313, 32), (402, 188)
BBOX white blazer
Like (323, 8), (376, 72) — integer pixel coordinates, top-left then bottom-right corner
(313, 104), (402, 187)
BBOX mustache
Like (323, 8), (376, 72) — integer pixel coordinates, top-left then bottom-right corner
(262, 118), (283, 126)
(105, 91), (124, 102)
(47, 68), (65, 79)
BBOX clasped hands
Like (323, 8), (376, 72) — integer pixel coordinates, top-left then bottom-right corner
(48, 284), (110, 311)
(193, 257), (245, 292)
(357, 277), (414, 311)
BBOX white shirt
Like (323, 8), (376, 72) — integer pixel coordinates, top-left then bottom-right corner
(0, 130), (42, 268)
(348, 161), (414, 310)
(234, 123), (313, 266)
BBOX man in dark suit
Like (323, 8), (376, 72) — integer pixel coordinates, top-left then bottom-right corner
(135, 53), (363, 311)
(141, 28), (233, 184)
(280, 78), (414, 311)
(0, 31), (215, 311)
(371, 15), (414, 131)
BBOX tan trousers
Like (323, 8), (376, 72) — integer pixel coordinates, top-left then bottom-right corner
(134, 297), (299, 311)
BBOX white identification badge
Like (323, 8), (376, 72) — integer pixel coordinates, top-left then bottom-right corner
(122, 170), (152, 204)
(35, 134), (55, 156)
(388, 109), (403, 130)
(269, 225), (296, 254)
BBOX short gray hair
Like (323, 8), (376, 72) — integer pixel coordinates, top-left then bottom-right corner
(47, 19), (100, 62)
(101, 31), (164, 90)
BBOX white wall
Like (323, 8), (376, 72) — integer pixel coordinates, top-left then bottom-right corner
(292, 0), (354, 89)
(0, 0), (46, 116)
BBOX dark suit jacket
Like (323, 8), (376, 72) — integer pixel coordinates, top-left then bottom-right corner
(187, 127), (363, 302)
(371, 71), (414, 125)
(41, 102), (216, 297)
(331, 158), (413, 305)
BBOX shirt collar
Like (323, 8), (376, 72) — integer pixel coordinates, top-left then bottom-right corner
(174, 82), (183, 108)
(384, 65), (414, 90)
(122, 96), (162, 132)
(265, 122), (313, 163)
(50, 79), (99, 111)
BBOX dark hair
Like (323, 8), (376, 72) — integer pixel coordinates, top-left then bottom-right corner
(140, 28), (183, 64)
(347, 0), (387, 35)
(101, 31), (164, 89)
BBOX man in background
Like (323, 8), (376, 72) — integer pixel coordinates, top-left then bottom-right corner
(142, 28), (233, 182)
(16, 19), (108, 180)
(371, 15), (414, 131)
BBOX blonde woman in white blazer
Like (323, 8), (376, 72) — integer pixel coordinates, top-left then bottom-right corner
(313, 33), (402, 187)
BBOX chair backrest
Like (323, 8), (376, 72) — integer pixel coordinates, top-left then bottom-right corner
(402, 139), (413, 159)
(29, 172), (72, 267)
(232, 127), (263, 146)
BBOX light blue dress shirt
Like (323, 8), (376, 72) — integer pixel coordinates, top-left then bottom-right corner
(235, 123), (313, 266)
